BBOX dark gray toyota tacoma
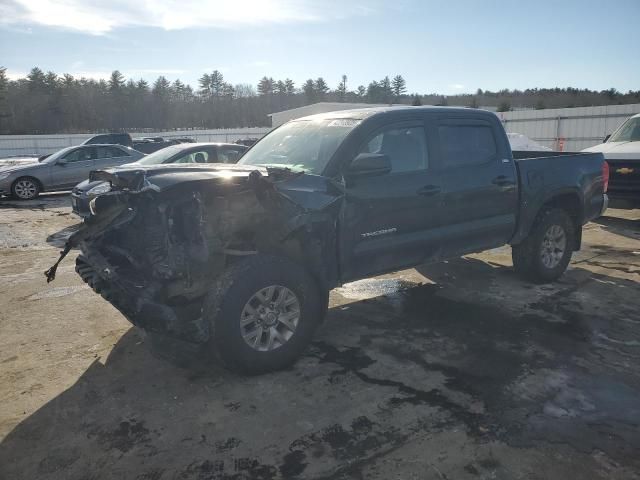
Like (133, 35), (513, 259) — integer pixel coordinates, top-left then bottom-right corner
(46, 107), (609, 374)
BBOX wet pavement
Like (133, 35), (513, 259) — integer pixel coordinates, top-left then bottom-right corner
(0, 194), (639, 479)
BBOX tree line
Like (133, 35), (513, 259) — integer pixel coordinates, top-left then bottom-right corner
(0, 66), (638, 134)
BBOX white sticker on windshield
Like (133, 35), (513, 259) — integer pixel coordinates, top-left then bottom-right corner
(328, 119), (361, 127)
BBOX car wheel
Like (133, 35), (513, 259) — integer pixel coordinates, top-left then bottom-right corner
(203, 255), (323, 374)
(512, 208), (575, 283)
(11, 177), (41, 200)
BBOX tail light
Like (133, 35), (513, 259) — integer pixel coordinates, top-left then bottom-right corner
(602, 161), (609, 193)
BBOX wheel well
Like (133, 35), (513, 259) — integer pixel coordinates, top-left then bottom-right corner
(540, 193), (583, 250)
(13, 176), (44, 192)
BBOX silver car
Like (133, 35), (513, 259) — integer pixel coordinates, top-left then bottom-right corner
(0, 144), (144, 200)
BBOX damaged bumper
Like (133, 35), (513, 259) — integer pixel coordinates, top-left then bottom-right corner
(45, 164), (343, 344)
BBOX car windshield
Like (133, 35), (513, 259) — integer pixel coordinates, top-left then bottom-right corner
(133, 145), (185, 165)
(238, 119), (360, 174)
(41, 146), (74, 163)
(608, 117), (640, 142)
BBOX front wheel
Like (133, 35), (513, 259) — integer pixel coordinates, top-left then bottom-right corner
(11, 177), (41, 200)
(203, 255), (324, 374)
(512, 208), (575, 283)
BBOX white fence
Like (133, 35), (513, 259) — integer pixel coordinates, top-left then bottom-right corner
(0, 128), (271, 158)
(2, 102), (640, 157)
(498, 103), (640, 152)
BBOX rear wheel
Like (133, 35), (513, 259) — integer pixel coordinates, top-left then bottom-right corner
(203, 255), (324, 374)
(512, 208), (575, 283)
(11, 177), (41, 200)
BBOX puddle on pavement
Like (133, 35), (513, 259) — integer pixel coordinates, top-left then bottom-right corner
(27, 285), (88, 301)
(334, 278), (423, 301)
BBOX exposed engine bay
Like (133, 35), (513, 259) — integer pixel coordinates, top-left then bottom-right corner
(45, 164), (343, 343)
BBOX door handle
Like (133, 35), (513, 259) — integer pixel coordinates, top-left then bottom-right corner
(417, 185), (441, 196)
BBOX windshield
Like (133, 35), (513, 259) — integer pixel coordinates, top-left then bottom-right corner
(41, 146), (74, 163)
(133, 145), (185, 165)
(238, 119), (360, 174)
(608, 117), (640, 142)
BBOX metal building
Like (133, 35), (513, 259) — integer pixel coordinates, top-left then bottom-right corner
(270, 102), (640, 152)
(498, 103), (640, 151)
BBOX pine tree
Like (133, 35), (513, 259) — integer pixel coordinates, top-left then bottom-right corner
(284, 78), (296, 95)
(391, 75), (407, 100)
(108, 70), (125, 92)
(303, 79), (315, 103)
(314, 77), (329, 101)
(210, 70), (224, 96)
(198, 73), (212, 97)
(257, 76), (274, 96)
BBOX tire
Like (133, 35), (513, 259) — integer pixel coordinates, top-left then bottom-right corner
(203, 255), (324, 374)
(11, 177), (41, 200)
(512, 208), (575, 283)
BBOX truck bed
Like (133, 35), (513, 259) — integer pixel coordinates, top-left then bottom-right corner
(510, 151), (606, 245)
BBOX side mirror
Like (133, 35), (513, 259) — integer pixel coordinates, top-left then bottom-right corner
(603, 134), (611, 143)
(347, 153), (391, 177)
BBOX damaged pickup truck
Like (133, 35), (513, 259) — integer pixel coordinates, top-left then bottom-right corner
(46, 107), (608, 374)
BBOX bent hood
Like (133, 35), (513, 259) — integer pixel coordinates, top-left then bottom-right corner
(582, 141), (640, 160)
(89, 163), (270, 192)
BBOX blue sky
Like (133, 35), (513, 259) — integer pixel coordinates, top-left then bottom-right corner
(1, 0), (638, 95)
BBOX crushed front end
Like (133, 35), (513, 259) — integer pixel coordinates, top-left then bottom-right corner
(45, 165), (342, 344)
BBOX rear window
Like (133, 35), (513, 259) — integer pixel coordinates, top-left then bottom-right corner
(438, 125), (497, 167)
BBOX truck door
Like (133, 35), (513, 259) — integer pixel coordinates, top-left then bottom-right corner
(339, 121), (444, 281)
(434, 118), (517, 257)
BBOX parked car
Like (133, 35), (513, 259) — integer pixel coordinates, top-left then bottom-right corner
(0, 144), (144, 200)
(132, 137), (175, 154)
(47, 107), (608, 374)
(71, 142), (247, 217)
(583, 113), (640, 209)
(235, 138), (259, 147)
(83, 133), (133, 148)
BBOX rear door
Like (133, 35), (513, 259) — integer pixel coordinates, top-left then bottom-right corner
(435, 118), (517, 257)
(49, 147), (97, 189)
(94, 146), (135, 170)
(340, 120), (444, 280)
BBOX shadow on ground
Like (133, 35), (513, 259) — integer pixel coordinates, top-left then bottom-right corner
(593, 214), (640, 241)
(1, 259), (639, 479)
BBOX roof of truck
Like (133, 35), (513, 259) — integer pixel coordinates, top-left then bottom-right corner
(294, 106), (497, 123)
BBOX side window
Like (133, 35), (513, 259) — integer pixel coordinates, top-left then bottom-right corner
(63, 147), (93, 162)
(438, 125), (497, 168)
(358, 126), (428, 173)
(217, 147), (245, 163)
(96, 146), (114, 158)
(109, 146), (130, 157)
(173, 150), (210, 164)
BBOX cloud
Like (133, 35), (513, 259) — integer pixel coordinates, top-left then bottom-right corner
(449, 84), (465, 90)
(1, 0), (375, 35)
(5, 70), (29, 81)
